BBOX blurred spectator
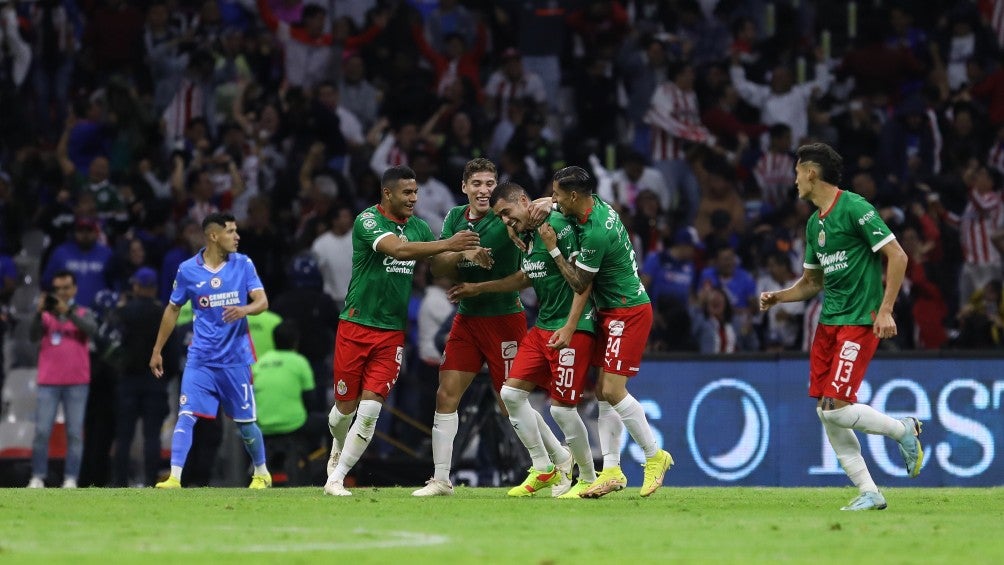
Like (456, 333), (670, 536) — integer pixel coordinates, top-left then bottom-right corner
(423, 0), (477, 53)
(694, 156), (746, 240)
(109, 267), (172, 487)
(505, 109), (564, 190)
(484, 48), (547, 123)
(30, 0), (77, 141)
(616, 33), (669, 155)
(248, 308), (282, 358)
(311, 205), (353, 310)
(28, 270), (97, 489)
(751, 124), (796, 214)
(756, 250), (803, 350)
(701, 83), (767, 153)
(411, 14), (487, 104)
(271, 253), (340, 407)
(80, 0), (145, 81)
(254, 320), (322, 486)
(955, 278), (1004, 348)
(642, 227), (699, 351)
(411, 151), (455, 237)
(239, 195), (287, 297)
(645, 60), (715, 224)
(698, 240), (757, 317)
(690, 285), (759, 354)
(603, 149), (672, 214)
(42, 217), (114, 307)
(630, 189), (669, 256)
(369, 119), (419, 175)
(951, 163), (1004, 305)
(877, 95), (940, 194)
(729, 48), (832, 150)
(338, 54), (381, 131)
(569, 52), (620, 154)
(900, 224), (949, 349)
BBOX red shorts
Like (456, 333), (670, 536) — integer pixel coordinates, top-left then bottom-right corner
(508, 327), (596, 405)
(596, 304), (652, 376)
(333, 320), (404, 401)
(808, 324), (879, 403)
(441, 312), (528, 391)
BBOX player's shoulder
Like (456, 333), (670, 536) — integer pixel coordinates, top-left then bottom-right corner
(355, 206), (380, 224)
(444, 205), (467, 222)
(408, 215), (433, 233)
(548, 210), (574, 232)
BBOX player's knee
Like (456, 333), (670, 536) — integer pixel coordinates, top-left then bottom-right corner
(549, 404), (580, 431)
(499, 385), (527, 411)
(435, 387), (460, 411)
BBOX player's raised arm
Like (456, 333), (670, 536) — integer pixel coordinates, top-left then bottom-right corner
(150, 302), (182, 378)
(538, 223), (595, 294)
(759, 267), (823, 311)
(378, 229), (480, 261)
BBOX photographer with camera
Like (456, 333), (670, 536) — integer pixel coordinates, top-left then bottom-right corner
(26, 269), (98, 488)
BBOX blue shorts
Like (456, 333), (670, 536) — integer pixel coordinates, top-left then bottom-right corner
(178, 364), (257, 422)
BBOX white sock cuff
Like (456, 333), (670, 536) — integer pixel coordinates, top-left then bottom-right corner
(611, 394), (638, 413)
(328, 406), (355, 426)
(434, 411), (459, 423)
(357, 399), (382, 419)
(500, 385), (530, 403)
(598, 400), (615, 415)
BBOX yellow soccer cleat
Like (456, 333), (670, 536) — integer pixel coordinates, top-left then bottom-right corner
(507, 465), (561, 497)
(249, 473), (272, 489)
(155, 476), (182, 489)
(557, 480), (593, 499)
(640, 449), (674, 497)
(579, 466), (627, 498)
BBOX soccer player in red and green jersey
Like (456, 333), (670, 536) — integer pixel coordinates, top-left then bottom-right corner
(543, 166), (673, 498)
(323, 165), (482, 497)
(760, 143), (923, 511)
(448, 182), (599, 498)
(413, 159), (571, 497)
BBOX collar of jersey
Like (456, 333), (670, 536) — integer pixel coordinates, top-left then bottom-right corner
(819, 189), (843, 219)
(195, 247), (228, 273)
(464, 206), (489, 223)
(377, 204), (408, 224)
(576, 204), (594, 225)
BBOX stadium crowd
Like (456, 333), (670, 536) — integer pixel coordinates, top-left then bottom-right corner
(2, 0), (1004, 486)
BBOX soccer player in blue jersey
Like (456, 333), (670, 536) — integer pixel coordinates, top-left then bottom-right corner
(149, 212), (273, 489)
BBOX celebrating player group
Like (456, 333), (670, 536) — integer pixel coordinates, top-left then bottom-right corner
(151, 143), (924, 509)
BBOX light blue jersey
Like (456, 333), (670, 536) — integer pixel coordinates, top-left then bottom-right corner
(170, 249), (264, 368)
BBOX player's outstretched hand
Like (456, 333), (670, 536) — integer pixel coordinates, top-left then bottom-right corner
(463, 247), (494, 269)
(447, 283), (479, 303)
(547, 326), (574, 350)
(446, 229), (480, 251)
(537, 223), (557, 249)
(759, 291), (779, 312)
(222, 305), (248, 323)
(527, 199), (552, 226)
(150, 352), (164, 379)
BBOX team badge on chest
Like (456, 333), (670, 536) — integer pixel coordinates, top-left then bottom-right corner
(210, 277), (222, 289)
(818, 230), (826, 248)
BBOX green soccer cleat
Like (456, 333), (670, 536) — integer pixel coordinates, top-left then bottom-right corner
(898, 417), (924, 478)
(580, 466), (627, 498)
(841, 491), (887, 511)
(557, 480), (593, 499)
(507, 465), (561, 497)
(640, 449), (674, 497)
(155, 476), (182, 489)
(249, 473), (272, 489)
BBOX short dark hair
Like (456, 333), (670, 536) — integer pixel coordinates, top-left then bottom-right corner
(52, 269), (76, 285)
(381, 165), (417, 189)
(796, 143), (843, 186)
(553, 166), (594, 195)
(489, 182), (527, 208)
(272, 321), (300, 350)
(203, 212), (236, 231)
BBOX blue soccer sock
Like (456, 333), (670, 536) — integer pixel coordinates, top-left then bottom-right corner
(238, 422), (267, 469)
(170, 414), (198, 476)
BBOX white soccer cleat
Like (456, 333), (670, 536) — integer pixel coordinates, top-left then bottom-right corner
(26, 477), (44, 489)
(61, 478), (78, 489)
(326, 439), (341, 476)
(552, 448), (574, 497)
(323, 475), (352, 496)
(412, 478), (454, 497)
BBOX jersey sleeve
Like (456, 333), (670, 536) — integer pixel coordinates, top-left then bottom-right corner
(553, 214), (579, 260)
(355, 212), (395, 251)
(438, 208), (459, 240)
(573, 221), (607, 273)
(850, 199), (896, 252)
(415, 217), (435, 243)
(169, 266), (189, 306)
(244, 256), (265, 293)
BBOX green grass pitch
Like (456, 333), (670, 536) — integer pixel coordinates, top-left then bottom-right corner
(1, 487), (1002, 564)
